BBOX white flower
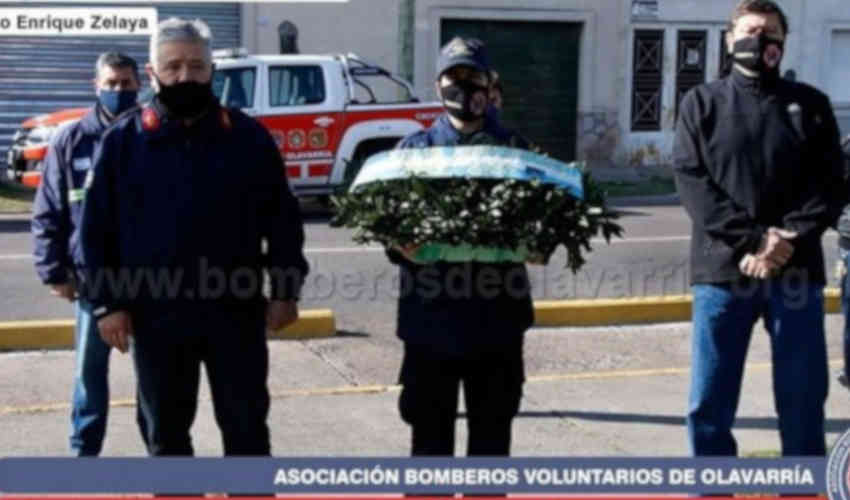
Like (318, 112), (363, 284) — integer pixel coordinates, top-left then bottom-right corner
(490, 209), (502, 218)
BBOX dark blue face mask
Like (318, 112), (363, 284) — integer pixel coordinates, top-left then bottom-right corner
(98, 89), (138, 117)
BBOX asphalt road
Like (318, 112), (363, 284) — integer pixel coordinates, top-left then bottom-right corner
(0, 203), (842, 337)
(0, 202), (848, 459)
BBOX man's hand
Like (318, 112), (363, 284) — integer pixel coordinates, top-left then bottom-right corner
(739, 253), (777, 279)
(48, 283), (76, 301)
(526, 253), (547, 265)
(266, 300), (299, 332)
(97, 311), (133, 353)
(754, 227), (797, 267)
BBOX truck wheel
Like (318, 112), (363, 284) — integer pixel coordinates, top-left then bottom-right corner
(316, 194), (332, 209)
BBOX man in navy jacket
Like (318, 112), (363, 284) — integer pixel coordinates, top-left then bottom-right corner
(389, 37), (534, 460)
(81, 18), (308, 456)
(32, 52), (141, 456)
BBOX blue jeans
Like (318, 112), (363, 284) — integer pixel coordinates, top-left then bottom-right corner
(70, 299), (111, 456)
(688, 280), (828, 456)
(840, 252), (850, 376)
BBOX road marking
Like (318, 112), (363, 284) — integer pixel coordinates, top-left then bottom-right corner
(0, 359), (840, 417)
(0, 234), (840, 260)
(0, 254), (31, 260)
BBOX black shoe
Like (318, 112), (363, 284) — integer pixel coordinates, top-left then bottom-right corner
(838, 371), (849, 389)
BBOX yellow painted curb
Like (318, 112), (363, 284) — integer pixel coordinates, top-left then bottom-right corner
(534, 287), (842, 327)
(269, 308), (336, 340)
(0, 309), (336, 350)
(0, 319), (74, 350)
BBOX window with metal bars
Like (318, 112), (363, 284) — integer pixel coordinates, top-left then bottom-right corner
(675, 30), (707, 120)
(631, 29), (664, 131)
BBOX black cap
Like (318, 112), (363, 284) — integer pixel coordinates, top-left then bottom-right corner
(437, 37), (490, 77)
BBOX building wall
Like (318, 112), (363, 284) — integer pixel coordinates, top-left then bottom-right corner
(412, 0), (624, 166)
(621, 0), (850, 170)
(799, 0), (850, 134)
(241, 0), (401, 75)
(238, 0), (849, 169)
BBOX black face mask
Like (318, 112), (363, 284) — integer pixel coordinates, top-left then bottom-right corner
(154, 75), (215, 118)
(440, 80), (489, 122)
(732, 33), (784, 76)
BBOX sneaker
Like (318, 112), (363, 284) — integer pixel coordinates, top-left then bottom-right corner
(839, 371), (849, 389)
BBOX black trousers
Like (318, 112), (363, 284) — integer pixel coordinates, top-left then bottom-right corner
(398, 341), (524, 456)
(131, 302), (271, 456)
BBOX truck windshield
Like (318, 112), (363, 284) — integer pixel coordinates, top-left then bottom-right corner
(212, 68), (256, 109)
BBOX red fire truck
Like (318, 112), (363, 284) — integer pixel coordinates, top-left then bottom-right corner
(6, 50), (443, 197)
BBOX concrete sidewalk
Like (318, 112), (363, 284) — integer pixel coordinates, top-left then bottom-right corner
(0, 317), (848, 457)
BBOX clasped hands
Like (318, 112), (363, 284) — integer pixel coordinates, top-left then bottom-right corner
(738, 227), (798, 279)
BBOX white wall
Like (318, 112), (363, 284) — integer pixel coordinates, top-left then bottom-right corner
(237, 0), (849, 167)
(616, 0), (850, 167)
(241, 0), (401, 75)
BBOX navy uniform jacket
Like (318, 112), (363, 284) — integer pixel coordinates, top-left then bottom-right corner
(80, 98), (309, 316)
(389, 113), (535, 356)
(32, 106), (110, 285)
(673, 70), (844, 285)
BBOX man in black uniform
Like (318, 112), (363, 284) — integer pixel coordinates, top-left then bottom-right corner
(389, 37), (533, 458)
(673, 0), (844, 456)
(81, 18), (309, 455)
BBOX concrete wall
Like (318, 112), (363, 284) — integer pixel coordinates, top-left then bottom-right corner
(798, 0), (850, 136)
(240, 0), (401, 75)
(619, 0), (850, 171)
(238, 0), (849, 169)
(412, 0), (625, 166)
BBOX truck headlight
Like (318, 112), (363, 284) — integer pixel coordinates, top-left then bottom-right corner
(25, 125), (56, 146)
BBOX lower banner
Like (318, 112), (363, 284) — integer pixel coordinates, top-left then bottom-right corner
(0, 456), (842, 497)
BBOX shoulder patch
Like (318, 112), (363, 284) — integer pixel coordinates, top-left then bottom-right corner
(219, 108), (232, 131)
(141, 107), (160, 132)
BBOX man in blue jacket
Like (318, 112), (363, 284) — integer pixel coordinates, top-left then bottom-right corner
(81, 18), (308, 456)
(389, 37), (533, 459)
(32, 52), (141, 456)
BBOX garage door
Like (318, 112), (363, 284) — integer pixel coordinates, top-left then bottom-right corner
(0, 2), (241, 166)
(441, 19), (582, 162)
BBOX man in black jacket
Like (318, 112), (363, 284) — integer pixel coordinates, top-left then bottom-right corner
(388, 37), (533, 459)
(673, 0), (844, 456)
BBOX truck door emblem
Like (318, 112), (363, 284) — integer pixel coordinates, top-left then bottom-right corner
(288, 129), (306, 149)
(309, 128), (329, 149)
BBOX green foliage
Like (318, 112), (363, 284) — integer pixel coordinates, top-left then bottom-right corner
(330, 170), (623, 272)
